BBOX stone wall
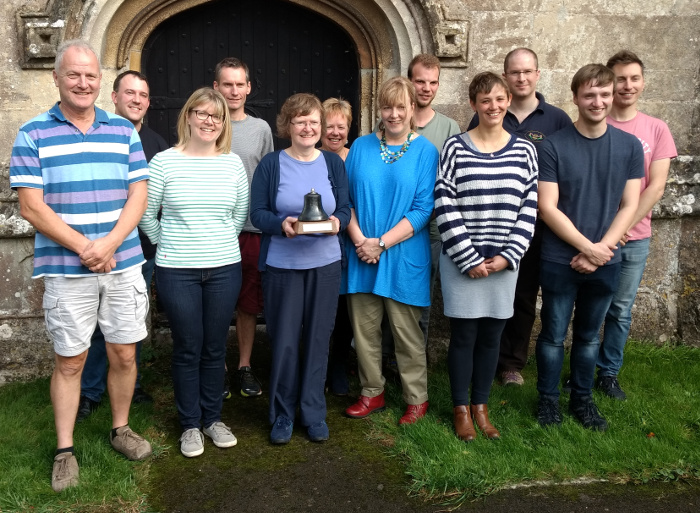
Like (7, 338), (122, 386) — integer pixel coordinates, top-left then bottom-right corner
(1, 0), (698, 383)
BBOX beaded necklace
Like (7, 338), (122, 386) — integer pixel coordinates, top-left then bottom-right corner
(380, 130), (414, 164)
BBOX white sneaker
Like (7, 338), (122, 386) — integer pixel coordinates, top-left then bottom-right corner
(180, 428), (204, 457)
(203, 421), (238, 448)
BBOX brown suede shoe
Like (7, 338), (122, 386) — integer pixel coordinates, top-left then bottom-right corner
(470, 404), (500, 439)
(52, 452), (79, 492)
(344, 392), (386, 418)
(453, 405), (476, 442)
(110, 425), (153, 461)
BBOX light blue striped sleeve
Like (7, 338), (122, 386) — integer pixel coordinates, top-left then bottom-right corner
(9, 129), (43, 190)
(128, 129), (149, 184)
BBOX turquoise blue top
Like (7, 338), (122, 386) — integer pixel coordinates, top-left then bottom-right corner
(344, 133), (438, 307)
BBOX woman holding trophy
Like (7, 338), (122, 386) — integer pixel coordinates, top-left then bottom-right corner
(250, 93), (350, 445)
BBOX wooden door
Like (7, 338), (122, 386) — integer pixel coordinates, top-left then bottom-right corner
(142, 0), (360, 149)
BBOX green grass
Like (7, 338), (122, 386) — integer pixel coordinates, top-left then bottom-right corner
(368, 342), (700, 504)
(0, 341), (698, 511)
(0, 377), (168, 513)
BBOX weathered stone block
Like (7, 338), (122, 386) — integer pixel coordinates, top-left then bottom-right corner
(0, 236), (41, 315)
(630, 220), (681, 343)
(0, 317), (53, 384)
(678, 216), (700, 346)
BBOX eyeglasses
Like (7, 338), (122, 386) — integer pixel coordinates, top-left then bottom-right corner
(192, 110), (223, 124)
(506, 69), (537, 77)
(290, 120), (321, 128)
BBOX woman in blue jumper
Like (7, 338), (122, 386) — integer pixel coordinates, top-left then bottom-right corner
(435, 72), (538, 441)
(343, 77), (438, 425)
(250, 93), (350, 444)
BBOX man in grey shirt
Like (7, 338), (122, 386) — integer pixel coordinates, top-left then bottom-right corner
(214, 57), (274, 398)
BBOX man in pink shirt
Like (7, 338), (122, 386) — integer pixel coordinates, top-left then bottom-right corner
(596, 50), (677, 400)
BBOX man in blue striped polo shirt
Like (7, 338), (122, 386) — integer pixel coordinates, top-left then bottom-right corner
(9, 39), (153, 492)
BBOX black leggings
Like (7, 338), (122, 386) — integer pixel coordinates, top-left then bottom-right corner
(448, 317), (507, 406)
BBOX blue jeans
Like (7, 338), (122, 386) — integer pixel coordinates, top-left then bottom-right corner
(598, 238), (650, 377)
(81, 258), (156, 402)
(156, 264), (241, 430)
(536, 262), (620, 398)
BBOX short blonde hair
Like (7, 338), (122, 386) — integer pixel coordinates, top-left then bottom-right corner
(175, 87), (232, 153)
(377, 76), (416, 132)
(276, 93), (323, 139)
(322, 97), (353, 127)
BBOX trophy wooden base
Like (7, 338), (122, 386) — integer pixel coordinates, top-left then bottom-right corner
(294, 220), (335, 234)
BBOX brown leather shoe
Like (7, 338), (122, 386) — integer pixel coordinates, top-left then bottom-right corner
(345, 392), (386, 418)
(399, 401), (429, 425)
(470, 404), (500, 439)
(453, 405), (476, 442)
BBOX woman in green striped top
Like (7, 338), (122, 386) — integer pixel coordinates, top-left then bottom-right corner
(139, 87), (249, 458)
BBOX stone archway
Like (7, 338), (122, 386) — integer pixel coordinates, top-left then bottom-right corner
(97, 0), (423, 132)
(19, 0), (470, 133)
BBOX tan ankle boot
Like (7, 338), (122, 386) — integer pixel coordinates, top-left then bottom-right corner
(470, 404), (500, 439)
(453, 405), (476, 442)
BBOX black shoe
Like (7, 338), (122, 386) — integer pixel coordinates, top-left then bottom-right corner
(222, 372), (232, 401)
(569, 395), (608, 431)
(132, 388), (153, 404)
(596, 375), (627, 401)
(76, 396), (99, 423)
(238, 366), (262, 397)
(537, 396), (562, 427)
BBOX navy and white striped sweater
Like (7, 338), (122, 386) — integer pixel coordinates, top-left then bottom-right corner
(434, 133), (538, 274)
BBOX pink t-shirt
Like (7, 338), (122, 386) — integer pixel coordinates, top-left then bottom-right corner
(607, 112), (677, 240)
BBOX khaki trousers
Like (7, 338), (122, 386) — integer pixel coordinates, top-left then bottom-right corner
(347, 293), (428, 405)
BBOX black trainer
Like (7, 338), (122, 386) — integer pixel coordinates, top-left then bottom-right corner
(238, 366), (262, 397)
(596, 375), (627, 401)
(76, 396), (99, 423)
(537, 396), (562, 427)
(569, 395), (608, 431)
(222, 371), (232, 401)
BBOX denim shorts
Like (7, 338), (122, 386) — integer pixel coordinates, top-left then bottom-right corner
(43, 266), (149, 357)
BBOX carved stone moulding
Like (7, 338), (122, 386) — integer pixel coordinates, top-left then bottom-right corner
(18, 13), (66, 69)
(433, 20), (469, 65)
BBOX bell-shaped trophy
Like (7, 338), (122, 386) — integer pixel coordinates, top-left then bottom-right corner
(294, 188), (335, 234)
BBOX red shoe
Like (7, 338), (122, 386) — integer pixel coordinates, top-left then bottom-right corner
(344, 392), (386, 418)
(399, 401), (429, 425)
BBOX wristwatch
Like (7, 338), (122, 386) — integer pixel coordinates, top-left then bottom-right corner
(378, 238), (386, 251)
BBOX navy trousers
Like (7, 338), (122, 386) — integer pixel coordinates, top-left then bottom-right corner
(263, 261), (341, 426)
